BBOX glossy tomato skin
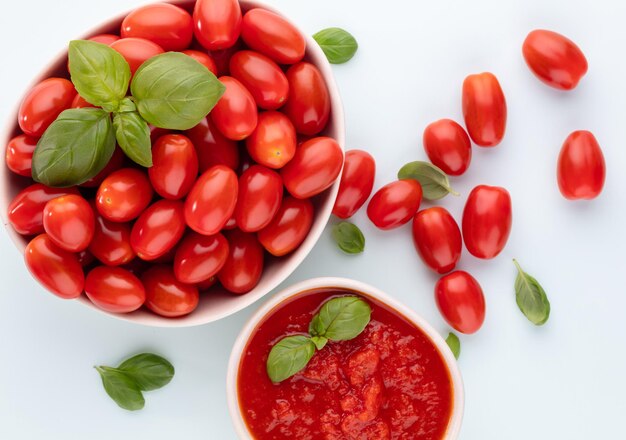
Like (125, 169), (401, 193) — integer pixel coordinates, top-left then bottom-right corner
(219, 229), (264, 294)
(462, 72), (507, 147)
(210, 76), (258, 140)
(174, 232), (229, 284)
(149, 134), (199, 200)
(131, 200), (186, 261)
(85, 266), (145, 313)
(522, 30), (588, 90)
(121, 3), (193, 52)
(282, 62), (330, 136)
(258, 196), (314, 256)
(332, 150), (376, 219)
(281, 137), (343, 199)
(24, 234), (84, 299)
(412, 207), (462, 274)
(79, 147), (126, 188)
(185, 117), (239, 172)
(557, 130), (605, 200)
(235, 165), (283, 232)
(435, 271), (486, 334)
(246, 111), (296, 169)
(240, 9), (305, 64)
(5, 134), (38, 177)
(18, 78), (76, 137)
(181, 50), (217, 74)
(229, 50), (289, 110)
(89, 213), (135, 266)
(43, 195), (95, 252)
(193, 0), (242, 50)
(462, 185), (512, 259)
(110, 37), (164, 74)
(96, 168), (153, 222)
(367, 180), (423, 230)
(142, 265), (199, 317)
(88, 34), (120, 45)
(423, 119), (472, 176)
(210, 40), (244, 76)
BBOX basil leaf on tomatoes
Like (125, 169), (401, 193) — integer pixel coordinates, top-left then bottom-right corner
(332, 222), (365, 254)
(266, 335), (316, 383)
(513, 259), (551, 325)
(117, 353), (175, 391)
(445, 332), (461, 359)
(313, 27), (358, 64)
(398, 161), (459, 200)
(113, 111), (152, 167)
(309, 296), (371, 341)
(95, 366), (145, 411)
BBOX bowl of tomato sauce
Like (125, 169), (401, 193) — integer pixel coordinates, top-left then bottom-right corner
(228, 277), (464, 439)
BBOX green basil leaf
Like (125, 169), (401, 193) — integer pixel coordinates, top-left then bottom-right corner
(397, 161), (459, 200)
(309, 296), (371, 341)
(32, 108), (115, 187)
(68, 40), (131, 112)
(310, 335), (328, 350)
(513, 259), (551, 325)
(445, 332), (461, 359)
(113, 111), (152, 167)
(117, 97), (137, 113)
(266, 335), (316, 383)
(313, 27), (358, 64)
(95, 366), (145, 411)
(117, 353), (175, 391)
(131, 52), (225, 130)
(332, 222), (365, 254)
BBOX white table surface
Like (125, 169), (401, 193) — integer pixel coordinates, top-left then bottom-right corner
(2, 0), (626, 438)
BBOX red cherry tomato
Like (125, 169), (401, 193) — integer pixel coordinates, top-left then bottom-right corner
(281, 137), (343, 199)
(246, 111), (296, 169)
(412, 207), (462, 274)
(174, 232), (229, 284)
(258, 196), (314, 257)
(184, 165), (238, 235)
(77, 250), (95, 267)
(88, 34), (120, 45)
(142, 265), (199, 317)
(130, 200), (186, 261)
(18, 78), (76, 137)
(85, 266), (145, 313)
(70, 94), (95, 109)
(218, 229), (264, 294)
(557, 130), (605, 200)
(96, 168), (153, 222)
(209, 40), (244, 76)
(462, 185), (512, 259)
(185, 117), (239, 172)
(235, 165), (283, 232)
(110, 38), (164, 74)
(43, 195), (95, 252)
(181, 49), (217, 75)
(196, 275), (218, 291)
(462, 72), (507, 147)
(367, 180), (422, 230)
(149, 134), (199, 200)
(210, 76), (258, 140)
(332, 150), (376, 219)
(24, 234), (84, 299)
(223, 212), (237, 230)
(121, 3), (193, 52)
(240, 9), (305, 64)
(193, 0), (241, 50)
(229, 50), (289, 110)
(282, 62), (330, 136)
(435, 270), (486, 334)
(79, 147), (126, 188)
(423, 119), (472, 176)
(5, 134), (37, 177)
(522, 30), (588, 90)
(89, 213), (135, 266)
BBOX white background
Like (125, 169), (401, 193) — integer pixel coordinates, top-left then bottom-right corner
(1, 0), (626, 438)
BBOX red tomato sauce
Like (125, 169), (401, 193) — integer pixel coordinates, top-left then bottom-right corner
(238, 289), (454, 439)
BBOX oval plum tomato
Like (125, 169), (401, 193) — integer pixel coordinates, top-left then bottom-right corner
(43, 195), (95, 252)
(209, 40), (244, 76)
(435, 270), (486, 334)
(240, 9), (305, 64)
(18, 78), (76, 137)
(423, 119), (472, 176)
(412, 207), (462, 274)
(462, 72), (507, 147)
(229, 50), (289, 110)
(196, 275), (218, 291)
(246, 111), (296, 169)
(149, 134), (199, 200)
(281, 137), (343, 199)
(282, 62), (330, 136)
(332, 150), (376, 219)
(367, 180), (422, 230)
(218, 229), (264, 294)
(193, 0), (241, 50)
(174, 232), (229, 284)
(131, 200), (186, 261)
(184, 165), (238, 235)
(185, 117), (239, 172)
(258, 196), (314, 257)
(110, 37), (164, 74)
(522, 30), (588, 90)
(79, 147), (125, 188)
(462, 185), (512, 259)
(85, 266), (145, 313)
(181, 50), (217, 75)
(88, 34), (120, 45)
(5, 134), (37, 177)
(557, 130), (605, 200)
(89, 213), (135, 266)
(121, 3), (193, 52)
(70, 94), (95, 109)
(235, 165), (283, 232)
(24, 234), (84, 299)
(96, 168), (153, 222)
(210, 76), (258, 140)
(142, 265), (199, 317)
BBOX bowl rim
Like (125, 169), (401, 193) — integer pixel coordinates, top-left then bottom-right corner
(226, 276), (465, 439)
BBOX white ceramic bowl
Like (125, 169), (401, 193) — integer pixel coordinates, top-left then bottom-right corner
(227, 277), (465, 439)
(0, 0), (344, 327)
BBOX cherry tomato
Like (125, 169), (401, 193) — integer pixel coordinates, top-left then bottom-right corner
(130, 200), (186, 261)
(367, 180), (422, 230)
(210, 76), (258, 140)
(96, 168), (153, 222)
(423, 119), (472, 176)
(70, 94), (95, 109)
(235, 165), (283, 232)
(110, 38), (164, 74)
(77, 250), (95, 267)
(5, 134), (37, 177)
(246, 111), (296, 169)
(43, 195), (95, 252)
(142, 265), (199, 317)
(149, 134), (199, 200)
(174, 232), (229, 284)
(223, 212), (237, 230)
(557, 130), (605, 200)
(88, 34), (120, 45)
(332, 150), (376, 219)
(18, 78), (76, 137)
(258, 196), (314, 257)
(229, 50), (289, 110)
(240, 9), (305, 64)
(79, 147), (125, 188)
(184, 165), (238, 235)
(435, 270), (486, 334)
(462, 72), (507, 147)
(121, 3), (193, 52)
(281, 137), (343, 199)
(462, 185), (512, 259)
(182, 50), (217, 75)
(89, 213), (135, 266)
(149, 125), (171, 144)
(197, 275), (218, 291)
(209, 40), (244, 76)
(185, 117), (239, 172)
(522, 30), (588, 90)
(193, 0), (241, 50)
(412, 207), (462, 274)
(282, 62), (330, 136)
(24, 234), (84, 299)
(218, 229), (264, 294)
(85, 266), (145, 313)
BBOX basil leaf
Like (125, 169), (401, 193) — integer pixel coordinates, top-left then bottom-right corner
(445, 332), (461, 359)
(398, 161), (459, 200)
(131, 52), (225, 130)
(117, 353), (174, 391)
(310, 335), (328, 350)
(332, 222), (365, 254)
(309, 296), (371, 341)
(32, 108), (115, 187)
(113, 111), (152, 167)
(68, 40), (130, 112)
(266, 335), (316, 383)
(313, 27), (358, 64)
(513, 259), (551, 325)
(95, 367), (145, 411)
(118, 97), (137, 113)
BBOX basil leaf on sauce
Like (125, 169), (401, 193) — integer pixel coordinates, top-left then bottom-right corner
(513, 259), (551, 325)
(266, 335), (316, 383)
(309, 296), (371, 341)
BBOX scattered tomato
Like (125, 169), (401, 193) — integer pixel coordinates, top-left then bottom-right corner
(89, 213), (135, 266)
(193, 0), (242, 50)
(43, 194), (95, 252)
(258, 197), (314, 257)
(435, 271), (486, 334)
(131, 200), (186, 261)
(182, 49), (217, 74)
(5, 134), (37, 177)
(210, 76), (258, 140)
(229, 50), (289, 110)
(462, 72), (507, 147)
(557, 130), (605, 200)
(174, 232), (229, 284)
(235, 165), (283, 232)
(412, 207), (462, 274)
(241, 9), (305, 64)
(332, 150), (375, 219)
(121, 3), (193, 52)
(110, 37), (164, 74)
(219, 229), (264, 294)
(185, 117), (240, 172)
(18, 78), (76, 137)
(367, 180), (422, 230)
(96, 168), (153, 222)
(142, 265), (199, 317)
(282, 62), (330, 136)
(423, 119), (472, 176)
(149, 134), (199, 200)
(85, 266), (145, 313)
(246, 111), (296, 169)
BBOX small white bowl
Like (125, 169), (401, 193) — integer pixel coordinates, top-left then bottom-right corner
(227, 277), (465, 439)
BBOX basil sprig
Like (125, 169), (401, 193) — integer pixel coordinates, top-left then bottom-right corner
(313, 27), (358, 64)
(445, 332), (461, 359)
(513, 259), (551, 325)
(398, 161), (459, 200)
(332, 221), (365, 254)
